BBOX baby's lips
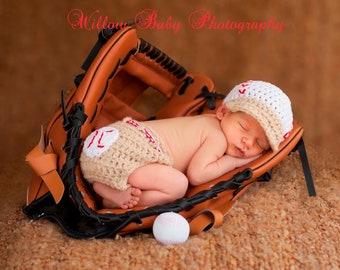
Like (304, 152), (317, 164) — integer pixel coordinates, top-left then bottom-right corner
(235, 146), (245, 158)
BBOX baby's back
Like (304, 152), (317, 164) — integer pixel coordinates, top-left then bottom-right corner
(145, 115), (222, 172)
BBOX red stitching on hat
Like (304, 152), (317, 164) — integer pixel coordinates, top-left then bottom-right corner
(238, 83), (249, 94)
(238, 88), (246, 94)
(283, 132), (290, 140)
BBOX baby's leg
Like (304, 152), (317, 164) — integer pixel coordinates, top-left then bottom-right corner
(93, 182), (142, 209)
(128, 163), (188, 207)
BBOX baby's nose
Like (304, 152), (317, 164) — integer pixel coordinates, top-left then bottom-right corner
(243, 136), (255, 148)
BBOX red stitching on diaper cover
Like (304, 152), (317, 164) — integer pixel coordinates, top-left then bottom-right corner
(125, 118), (162, 152)
(86, 128), (116, 149)
(126, 118), (140, 127)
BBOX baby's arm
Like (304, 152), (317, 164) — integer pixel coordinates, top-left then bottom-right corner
(187, 138), (259, 186)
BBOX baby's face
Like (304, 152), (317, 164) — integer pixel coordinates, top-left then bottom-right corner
(219, 111), (270, 158)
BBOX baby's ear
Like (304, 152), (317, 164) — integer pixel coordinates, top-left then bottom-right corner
(216, 105), (231, 120)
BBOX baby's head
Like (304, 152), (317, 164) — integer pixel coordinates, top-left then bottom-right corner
(221, 80), (293, 152)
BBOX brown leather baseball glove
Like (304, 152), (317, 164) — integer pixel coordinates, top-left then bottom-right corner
(23, 26), (315, 239)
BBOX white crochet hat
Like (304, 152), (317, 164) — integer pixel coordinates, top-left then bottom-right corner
(223, 80), (293, 151)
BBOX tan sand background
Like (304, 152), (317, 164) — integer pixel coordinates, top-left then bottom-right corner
(1, 0), (339, 269)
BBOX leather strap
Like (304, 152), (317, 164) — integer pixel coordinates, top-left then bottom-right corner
(25, 127), (64, 204)
(189, 201), (236, 235)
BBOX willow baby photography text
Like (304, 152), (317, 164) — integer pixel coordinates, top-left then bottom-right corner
(67, 8), (285, 35)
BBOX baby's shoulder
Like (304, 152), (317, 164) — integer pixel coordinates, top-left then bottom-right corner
(191, 115), (225, 137)
(195, 114), (222, 128)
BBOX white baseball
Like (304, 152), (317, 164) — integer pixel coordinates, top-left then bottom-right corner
(152, 212), (190, 245)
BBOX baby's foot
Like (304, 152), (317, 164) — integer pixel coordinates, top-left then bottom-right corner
(102, 187), (142, 209)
